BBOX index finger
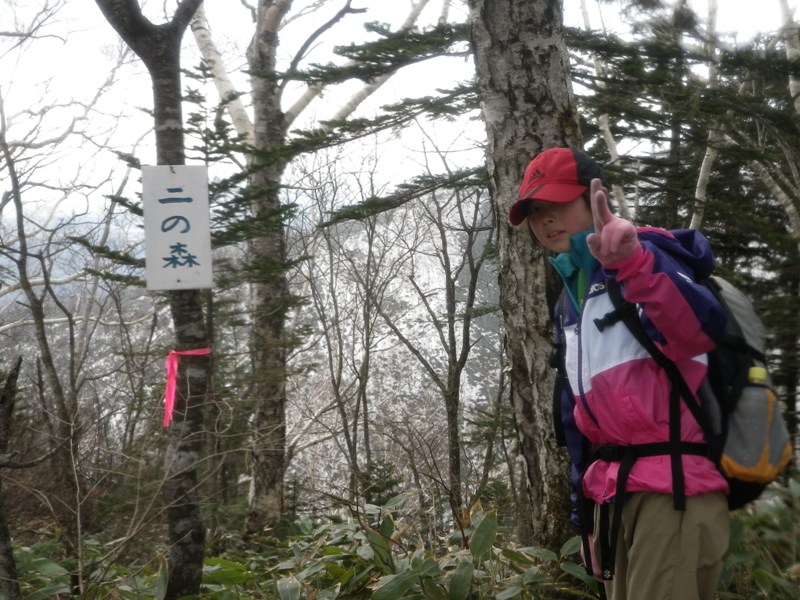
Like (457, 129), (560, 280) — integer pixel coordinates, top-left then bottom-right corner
(590, 178), (612, 232)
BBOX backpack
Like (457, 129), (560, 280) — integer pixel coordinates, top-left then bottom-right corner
(601, 274), (793, 510)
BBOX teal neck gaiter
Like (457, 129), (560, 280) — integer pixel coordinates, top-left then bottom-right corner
(549, 228), (598, 314)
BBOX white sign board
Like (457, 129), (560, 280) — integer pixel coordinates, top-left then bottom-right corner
(143, 165), (213, 290)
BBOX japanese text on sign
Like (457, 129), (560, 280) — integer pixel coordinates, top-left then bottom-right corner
(143, 166), (212, 290)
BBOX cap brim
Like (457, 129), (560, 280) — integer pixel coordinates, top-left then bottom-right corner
(508, 199), (531, 226)
(509, 182), (588, 226)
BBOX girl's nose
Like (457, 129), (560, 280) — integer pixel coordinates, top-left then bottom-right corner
(540, 206), (556, 221)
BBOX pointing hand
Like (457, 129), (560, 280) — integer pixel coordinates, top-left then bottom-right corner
(586, 179), (639, 266)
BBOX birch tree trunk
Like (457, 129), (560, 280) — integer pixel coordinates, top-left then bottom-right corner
(93, 2), (209, 597)
(242, 0), (295, 535)
(191, 0), (432, 533)
(467, 0), (579, 550)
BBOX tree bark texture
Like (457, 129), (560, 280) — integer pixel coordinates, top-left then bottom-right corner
(467, 0), (581, 550)
(243, 0), (294, 535)
(0, 358), (23, 600)
(93, 1), (209, 597)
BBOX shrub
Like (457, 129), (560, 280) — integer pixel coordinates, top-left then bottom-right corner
(8, 478), (800, 598)
(718, 479), (800, 599)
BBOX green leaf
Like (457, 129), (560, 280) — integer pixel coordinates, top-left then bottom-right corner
(31, 557), (69, 578)
(380, 514), (395, 539)
(373, 571), (418, 600)
(413, 557), (442, 578)
(363, 503), (381, 515)
(496, 585), (523, 600)
(447, 561), (473, 600)
(522, 566), (544, 584)
(421, 577), (448, 600)
(205, 557), (247, 569)
(560, 560), (595, 585)
(521, 547), (558, 562)
(155, 557), (169, 600)
(385, 491), (414, 509)
(343, 565), (374, 593)
(277, 576), (301, 600)
(367, 528), (393, 571)
(750, 567), (800, 595)
(357, 544), (375, 561)
(24, 584), (73, 600)
(202, 557), (250, 585)
(500, 548), (535, 565)
(469, 511), (497, 560)
(560, 536), (582, 558)
(753, 568), (774, 589)
(296, 561), (327, 582)
(203, 565), (249, 585)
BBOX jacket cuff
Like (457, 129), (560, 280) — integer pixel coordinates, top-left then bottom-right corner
(602, 243), (645, 277)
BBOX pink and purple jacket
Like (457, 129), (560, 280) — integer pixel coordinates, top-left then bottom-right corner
(553, 227), (729, 519)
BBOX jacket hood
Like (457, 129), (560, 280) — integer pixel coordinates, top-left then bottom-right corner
(636, 227), (716, 280)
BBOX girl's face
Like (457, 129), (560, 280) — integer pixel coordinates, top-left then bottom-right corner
(526, 196), (593, 254)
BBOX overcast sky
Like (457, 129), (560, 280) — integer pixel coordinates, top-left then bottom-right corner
(1, 0), (795, 210)
(565, 0), (793, 42)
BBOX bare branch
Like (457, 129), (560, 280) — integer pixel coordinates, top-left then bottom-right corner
(285, 0), (433, 127)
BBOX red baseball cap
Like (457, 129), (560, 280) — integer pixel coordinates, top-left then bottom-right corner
(509, 147), (604, 226)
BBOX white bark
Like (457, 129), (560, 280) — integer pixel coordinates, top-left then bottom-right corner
(749, 157), (800, 240)
(780, 0), (800, 116)
(190, 4), (255, 147)
(689, 0), (720, 230)
(579, 0), (631, 221)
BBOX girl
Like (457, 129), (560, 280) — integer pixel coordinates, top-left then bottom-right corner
(509, 147), (730, 600)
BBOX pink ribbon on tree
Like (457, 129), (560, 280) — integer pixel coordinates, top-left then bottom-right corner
(163, 347), (212, 427)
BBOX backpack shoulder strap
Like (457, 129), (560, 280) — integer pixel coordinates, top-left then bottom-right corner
(602, 279), (711, 434)
(593, 279), (720, 578)
(600, 279), (717, 507)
